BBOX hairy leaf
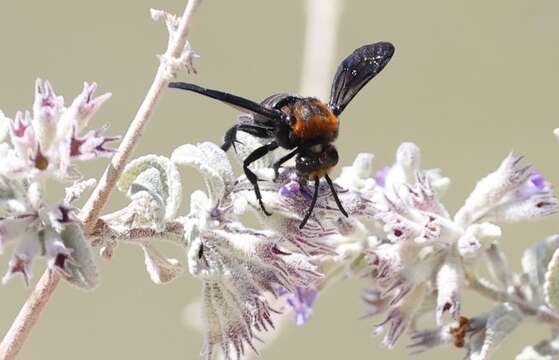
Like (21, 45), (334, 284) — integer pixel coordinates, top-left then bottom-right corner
(118, 154), (182, 221)
(60, 223), (99, 290)
(172, 142), (234, 207)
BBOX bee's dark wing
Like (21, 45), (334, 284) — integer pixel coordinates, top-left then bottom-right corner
(168, 82), (288, 123)
(328, 42), (395, 116)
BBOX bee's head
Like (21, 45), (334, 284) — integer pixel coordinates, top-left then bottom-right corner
(295, 143), (339, 179)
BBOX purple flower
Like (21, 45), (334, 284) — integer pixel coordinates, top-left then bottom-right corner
(283, 286), (318, 326)
(279, 180), (313, 201)
(375, 166), (391, 187)
(530, 171), (545, 190)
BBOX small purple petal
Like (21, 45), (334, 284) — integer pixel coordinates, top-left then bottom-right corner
(10, 112), (31, 138)
(279, 181), (313, 201)
(530, 171), (546, 190)
(276, 286), (289, 296)
(375, 166), (391, 187)
(283, 286), (318, 326)
(70, 128), (118, 160)
(279, 181), (301, 197)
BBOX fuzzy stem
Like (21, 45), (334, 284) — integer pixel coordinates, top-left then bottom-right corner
(80, 0), (202, 234)
(0, 270), (60, 360)
(467, 274), (559, 327)
(92, 219), (185, 246)
(0, 2), (203, 358)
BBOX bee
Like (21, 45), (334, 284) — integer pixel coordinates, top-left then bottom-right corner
(169, 42), (395, 228)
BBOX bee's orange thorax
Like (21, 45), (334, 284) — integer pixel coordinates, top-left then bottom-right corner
(291, 99), (339, 141)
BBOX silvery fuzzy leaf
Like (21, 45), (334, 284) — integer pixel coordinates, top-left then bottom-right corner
(60, 223), (99, 290)
(521, 235), (559, 300)
(516, 348), (552, 360)
(485, 241), (514, 289)
(466, 303), (523, 360)
(516, 338), (559, 360)
(117, 155), (182, 221)
(172, 142), (234, 207)
(141, 242), (183, 284)
(544, 247), (559, 311)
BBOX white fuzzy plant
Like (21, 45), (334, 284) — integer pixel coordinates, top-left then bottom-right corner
(1, 1), (559, 360)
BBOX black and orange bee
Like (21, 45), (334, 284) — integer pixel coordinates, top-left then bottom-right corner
(169, 42), (394, 228)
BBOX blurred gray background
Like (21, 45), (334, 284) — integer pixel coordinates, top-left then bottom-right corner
(1, 0), (558, 358)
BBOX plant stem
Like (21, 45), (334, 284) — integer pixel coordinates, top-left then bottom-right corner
(80, 0), (202, 235)
(0, 1), (203, 358)
(0, 270), (60, 360)
(468, 274), (559, 327)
